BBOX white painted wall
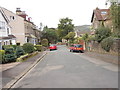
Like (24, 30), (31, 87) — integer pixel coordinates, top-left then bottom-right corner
(0, 11), (9, 37)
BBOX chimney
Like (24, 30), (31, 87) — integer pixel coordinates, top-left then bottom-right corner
(16, 8), (22, 15)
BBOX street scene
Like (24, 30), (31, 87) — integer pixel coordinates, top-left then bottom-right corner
(0, 0), (120, 89)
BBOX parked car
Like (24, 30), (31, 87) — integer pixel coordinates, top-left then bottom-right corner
(49, 44), (57, 51)
(70, 44), (84, 53)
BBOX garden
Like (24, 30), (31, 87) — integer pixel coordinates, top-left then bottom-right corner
(0, 40), (48, 64)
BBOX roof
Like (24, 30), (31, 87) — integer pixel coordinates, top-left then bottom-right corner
(0, 35), (16, 40)
(91, 8), (110, 22)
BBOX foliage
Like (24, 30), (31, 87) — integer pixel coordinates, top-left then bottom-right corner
(101, 36), (114, 52)
(82, 33), (89, 42)
(4, 47), (16, 63)
(34, 45), (43, 51)
(41, 39), (48, 47)
(110, 3), (120, 38)
(16, 46), (25, 58)
(42, 26), (58, 43)
(74, 37), (82, 44)
(2, 45), (17, 50)
(22, 43), (35, 53)
(57, 17), (74, 40)
(95, 26), (111, 43)
(0, 50), (5, 63)
(64, 32), (75, 41)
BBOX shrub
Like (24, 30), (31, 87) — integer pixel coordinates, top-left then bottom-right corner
(16, 46), (25, 58)
(22, 43), (34, 53)
(101, 37), (114, 52)
(95, 27), (111, 43)
(2, 45), (17, 50)
(4, 47), (16, 63)
(0, 50), (5, 64)
(41, 39), (48, 47)
(34, 45), (43, 51)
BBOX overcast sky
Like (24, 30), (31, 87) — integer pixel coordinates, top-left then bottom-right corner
(1, 0), (108, 28)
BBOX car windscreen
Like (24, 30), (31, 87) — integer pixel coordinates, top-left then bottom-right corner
(74, 45), (82, 48)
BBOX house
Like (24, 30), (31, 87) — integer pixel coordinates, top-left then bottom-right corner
(0, 7), (41, 46)
(16, 8), (41, 45)
(0, 7), (16, 49)
(91, 7), (112, 34)
(0, 7), (25, 45)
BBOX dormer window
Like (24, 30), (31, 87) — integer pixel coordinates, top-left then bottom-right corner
(101, 11), (107, 15)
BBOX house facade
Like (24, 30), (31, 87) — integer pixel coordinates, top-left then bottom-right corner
(0, 7), (16, 49)
(91, 8), (112, 34)
(16, 8), (41, 45)
(0, 7), (41, 46)
(0, 7), (25, 45)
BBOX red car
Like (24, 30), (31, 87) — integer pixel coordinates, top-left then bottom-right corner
(70, 44), (84, 53)
(49, 44), (57, 51)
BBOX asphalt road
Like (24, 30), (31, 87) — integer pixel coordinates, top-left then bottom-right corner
(11, 45), (118, 88)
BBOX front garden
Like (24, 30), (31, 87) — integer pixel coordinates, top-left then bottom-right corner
(0, 42), (47, 64)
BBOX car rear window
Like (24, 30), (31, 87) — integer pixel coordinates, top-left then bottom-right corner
(50, 44), (55, 46)
(74, 45), (82, 48)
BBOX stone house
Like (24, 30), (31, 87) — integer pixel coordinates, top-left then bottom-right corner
(91, 8), (112, 34)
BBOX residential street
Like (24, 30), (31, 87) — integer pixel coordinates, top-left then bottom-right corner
(11, 45), (118, 88)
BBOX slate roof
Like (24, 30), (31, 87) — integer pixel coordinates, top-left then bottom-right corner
(91, 8), (110, 22)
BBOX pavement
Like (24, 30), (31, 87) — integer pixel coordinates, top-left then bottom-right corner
(1, 51), (47, 88)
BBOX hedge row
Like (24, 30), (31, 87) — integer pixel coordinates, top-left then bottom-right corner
(0, 43), (44, 64)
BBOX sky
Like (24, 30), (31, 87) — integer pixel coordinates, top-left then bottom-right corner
(1, 0), (108, 28)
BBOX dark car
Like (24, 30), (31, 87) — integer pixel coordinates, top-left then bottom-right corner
(70, 44), (84, 53)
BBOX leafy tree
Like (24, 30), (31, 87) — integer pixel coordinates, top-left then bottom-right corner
(95, 27), (111, 43)
(110, 3), (120, 37)
(42, 26), (58, 43)
(57, 17), (74, 40)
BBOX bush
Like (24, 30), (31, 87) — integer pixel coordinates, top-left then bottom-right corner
(22, 43), (34, 53)
(101, 37), (114, 52)
(34, 45), (43, 51)
(4, 47), (16, 63)
(0, 50), (5, 64)
(41, 39), (48, 47)
(16, 46), (25, 58)
(2, 45), (17, 50)
(95, 27), (111, 43)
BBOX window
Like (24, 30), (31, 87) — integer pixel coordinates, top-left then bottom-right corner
(7, 28), (9, 34)
(10, 16), (15, 20)
(0, 21), (5, 30)
(101, 11), (107, 15)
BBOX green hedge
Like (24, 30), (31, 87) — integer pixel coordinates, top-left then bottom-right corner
(4, 47), (16, 63)
(22, 43), (35, 53)
(34, 45), (43, 51)
(0, 50), (5, 64)
(101, 37), (114, 52)
(16, 46), (25, 58)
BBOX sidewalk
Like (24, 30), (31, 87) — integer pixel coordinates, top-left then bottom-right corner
(1, 51), (46, 88)
(84, 51), (119, 65)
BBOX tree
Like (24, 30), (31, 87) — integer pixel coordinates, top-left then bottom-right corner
(110, 3), (120, 37)
(95, 27), (111, 43)
(42, 26), (58, 43)
(57, 17), (74, 40)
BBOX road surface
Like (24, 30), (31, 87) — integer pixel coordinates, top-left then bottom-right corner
(11, 45), (118, 88)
